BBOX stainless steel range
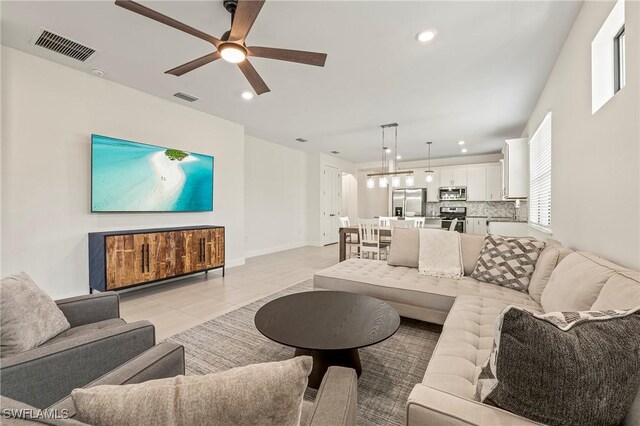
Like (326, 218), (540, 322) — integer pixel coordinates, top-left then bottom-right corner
(439, 207), (466, 233)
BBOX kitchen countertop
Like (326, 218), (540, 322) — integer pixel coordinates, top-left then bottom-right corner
(486, 218), (528, 223)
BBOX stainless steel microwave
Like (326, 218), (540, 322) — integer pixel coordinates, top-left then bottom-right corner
(438, 186), (467, 201)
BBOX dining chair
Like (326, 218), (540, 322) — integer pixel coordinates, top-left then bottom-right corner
(389, 219), (414, 236)
(340, 217), (359, 259)
(358, 219), (383, 260)
(448, 218), (459, 231)
(378, 216), (392, 227)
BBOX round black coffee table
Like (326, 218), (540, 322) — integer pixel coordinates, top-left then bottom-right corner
(254, 291), (400, 388)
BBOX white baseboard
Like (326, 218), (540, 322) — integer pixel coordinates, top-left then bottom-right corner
(244, 242), (309, 259)
(307, 241), (324, 247)
(225, 257), (246, 268)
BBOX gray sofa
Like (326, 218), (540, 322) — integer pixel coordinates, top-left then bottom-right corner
(1, 292), (156, 409)
(314, 231), (640, 425)
(1, 343), (357, 426)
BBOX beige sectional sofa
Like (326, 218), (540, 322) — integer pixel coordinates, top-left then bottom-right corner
(313, 232), (640, 425)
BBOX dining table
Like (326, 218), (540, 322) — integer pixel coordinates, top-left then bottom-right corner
(338, 222), (443, 262)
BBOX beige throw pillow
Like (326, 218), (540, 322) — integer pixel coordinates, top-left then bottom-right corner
(0, 272), (70, 356)
(387, 228), (419, 268)
(541, 252), (622, 312)
(72, 356), (313, 426)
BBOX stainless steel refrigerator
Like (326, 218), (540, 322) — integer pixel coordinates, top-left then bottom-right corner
(392, 188), (427, 217)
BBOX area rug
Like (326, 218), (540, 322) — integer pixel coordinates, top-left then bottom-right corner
(166, 279), (442, 426)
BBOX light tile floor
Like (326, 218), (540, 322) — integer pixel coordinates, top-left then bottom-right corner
(119, 245), (339, 340)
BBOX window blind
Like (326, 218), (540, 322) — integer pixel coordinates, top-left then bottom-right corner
(529, 112), (552, 231)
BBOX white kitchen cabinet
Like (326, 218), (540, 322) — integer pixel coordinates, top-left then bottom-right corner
(466, 166), (487, 201)
(486, 164), (502, 201)
(439, 167), (467, 187)
(474, 218), (488, 235)
(502, 139), (529, 199)
(466, 218), (488, 235)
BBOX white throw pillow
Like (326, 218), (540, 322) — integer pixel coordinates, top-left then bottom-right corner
(0, 272), (70, 356)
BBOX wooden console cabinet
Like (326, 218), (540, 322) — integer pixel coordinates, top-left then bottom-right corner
(89, 226), (225, 292)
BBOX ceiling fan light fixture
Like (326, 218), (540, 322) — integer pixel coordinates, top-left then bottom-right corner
(241, 91), (254, 100)
(219, 43), (247, 63)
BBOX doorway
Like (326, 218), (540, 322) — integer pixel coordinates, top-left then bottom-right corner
(321, 164), (341, 245)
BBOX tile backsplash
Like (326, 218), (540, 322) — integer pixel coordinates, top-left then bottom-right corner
(426, 201), (528, 221)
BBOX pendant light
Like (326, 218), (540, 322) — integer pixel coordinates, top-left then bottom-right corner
(425, 141), (434, 183)
(405, 174), (415, 186)
(367, 123), (414, 188)
(367, 176), (375, 188)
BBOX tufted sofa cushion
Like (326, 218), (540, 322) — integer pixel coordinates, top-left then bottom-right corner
(314, 259), (540, 324)
(420, 296), (543, 400)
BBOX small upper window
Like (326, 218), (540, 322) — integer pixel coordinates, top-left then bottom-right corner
(591, 0), (625, 113)
(614, 26), (626, 93)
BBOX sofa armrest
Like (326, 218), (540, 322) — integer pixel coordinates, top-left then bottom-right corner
(306, 367), (357, 426)
(407, 384), (542, 426)
(48, 342), (185, 418)
(1, 321), (155, 409)
(56, 292), (120, 328)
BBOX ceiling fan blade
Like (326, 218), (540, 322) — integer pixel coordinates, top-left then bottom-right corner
(115, 0), (220, 47)
(228, 0), (265, 42)
(237, 60), (270, 95)
(247, 46), (327, 67)
(165, 52), (221, 76)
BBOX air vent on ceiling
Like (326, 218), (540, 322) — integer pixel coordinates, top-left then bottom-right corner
(173, 92), (199, 102)
(295, 138), (308, 143)
(32, 29), (97, 62)
(330, 151), (341, 155)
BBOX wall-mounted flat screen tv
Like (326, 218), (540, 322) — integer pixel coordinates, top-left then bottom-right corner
(91, 134), (214, 212)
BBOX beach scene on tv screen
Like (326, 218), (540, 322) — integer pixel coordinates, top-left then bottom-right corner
(92, 135), (214, 212)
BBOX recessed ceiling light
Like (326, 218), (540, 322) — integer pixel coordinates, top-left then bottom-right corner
(385, 148), (392, 153)
(330, 150), (340, 155)
(461, 148), (468, 153)
(92, 68), (105, 77)
(241, 91), (253, 100)
(458, 140), (465, 145)
(396, 155), (402, 160)
(295, 137), (308, 143)
(416, 30), (437, 43)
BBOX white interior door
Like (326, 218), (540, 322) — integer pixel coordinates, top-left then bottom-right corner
(322, 165), (341, 245)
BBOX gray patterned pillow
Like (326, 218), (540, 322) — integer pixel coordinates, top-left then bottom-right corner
(476, 306), (640, 426)
(471, 236), (546, 292)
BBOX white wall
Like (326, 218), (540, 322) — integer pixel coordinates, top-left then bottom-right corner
(244, 135), (308, 257)
(524, 0), (639, 268)
(1, 47), (246, 298)
(341, 173), (358, 224)
(356, 170), (389, 218)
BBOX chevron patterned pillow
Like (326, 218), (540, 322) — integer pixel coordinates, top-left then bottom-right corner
(471, 236), (546, 292)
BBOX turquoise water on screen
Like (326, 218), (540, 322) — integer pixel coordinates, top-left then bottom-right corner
(91, 135), (213, 212)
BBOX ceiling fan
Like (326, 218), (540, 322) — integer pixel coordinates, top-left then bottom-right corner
(114, 0), (327, 95)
